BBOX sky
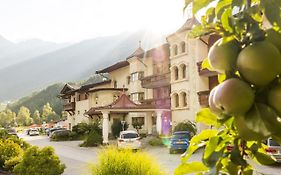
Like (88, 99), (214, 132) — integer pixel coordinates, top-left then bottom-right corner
(0, 0), (191, 43)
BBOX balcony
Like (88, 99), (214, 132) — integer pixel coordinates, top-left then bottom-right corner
(63, 102), (75, 111)
(141, 73), (170, 89)
(197, 61), (218, 77)
(197, 90), (210, 107)
(140, 98), (171, 109)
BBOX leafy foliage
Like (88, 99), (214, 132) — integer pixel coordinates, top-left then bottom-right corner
(0, 139), (23, 171)
(174, 120), (197, 136)
(111, 120), (128, 138)
(175, 1), (281, 174)
(13, 146), (65, 175)
(148, 137), (164, 146)
(16, 106), (32, 126)
(80, 131), (103, 147)
(91, 147), (165, 175)
(0, 110), (16, 127)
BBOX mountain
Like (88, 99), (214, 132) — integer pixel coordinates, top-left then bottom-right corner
(0, 30), (166, 101)
(7, 74), (109, 115)
(7, 83), (64, 115)
(0, 37), (69, 69)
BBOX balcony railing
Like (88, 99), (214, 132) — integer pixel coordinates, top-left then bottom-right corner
(63, 102), (75, 111)
(197, 61), (218, 77)
(141, 72), (170, 89)
(197, 90), (210, 107)
(140, 98), (171, 109)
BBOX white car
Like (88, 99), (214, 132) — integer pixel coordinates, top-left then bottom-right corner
(29, 128), (40, 136)
(265, 138), (281, 163)
(117, 130), (141, 150)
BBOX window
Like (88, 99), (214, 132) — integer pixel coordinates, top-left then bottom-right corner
(180, 64), (187, 79)
(132, 117), (145, 126)
(95, 96), (98, 104)
(180, 92), (187, 107)
(78, 94), (81, 101)
(173, 67), (179, 81)
(180, 42), (186, 53)
(131, 72), (138, 81)
(131, 92), (144, 102)
(130, 72), (144, 82)
(127, 76), (130, 85)
(173, 45), (178, 56)
(113, 80), (117, 88)
(172, 93), (179, 108)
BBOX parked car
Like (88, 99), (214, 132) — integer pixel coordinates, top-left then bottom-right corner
(50, 130), (71, 139)
(47, 127), (63, 136)
(169, 131), (191, 154)
(49, 128), (66, 138)
(29, 128), (40, 136)
(117, 130), (141, 150)
(265, 138), (281, 163)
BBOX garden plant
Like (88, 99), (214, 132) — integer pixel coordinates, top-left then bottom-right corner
(175, 0), (281, 174)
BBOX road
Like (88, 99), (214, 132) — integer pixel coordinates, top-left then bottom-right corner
(20, 134), (281, 175)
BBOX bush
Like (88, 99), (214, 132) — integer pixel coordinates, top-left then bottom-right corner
(72, 123), (89, 135)
(91, 147), (165, 175)
(174, 120), (197, 136)
(7, 137), (30, 150)
(72, 122), (102, 137)
(0, 139), (23, 171)
(13, 146), (65, 175)
(148, 137), (164, 146)
(50, 130), (71, 141)
(80, 131), (102, 147)
(111, 121), (128, 138)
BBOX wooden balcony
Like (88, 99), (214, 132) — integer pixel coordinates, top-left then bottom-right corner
(140, 98), (171, 109)
(63, 102), (75, 111)
(141, 73), (170, 89)
(197, 90), (210, 107)
(197, 61), (218, 77)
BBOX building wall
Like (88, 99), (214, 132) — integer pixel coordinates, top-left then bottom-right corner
(109, 66), (130, 88)
(167, 30), (209, 131)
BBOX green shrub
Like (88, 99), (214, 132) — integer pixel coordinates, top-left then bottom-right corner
(111, 121), (128, 138)
(13, 146), (65, 175)
(0, 139), (23, 171)
(72, 122), (102, 137)
(80, 131), (102, 147)
(7, 137), (30, 150)
(148, 137), (164, 146)
(91, 147), (165, 175)
(72, 123), (89, 135)
(0, 129), (9, 139)
(174, 120), (197, 136)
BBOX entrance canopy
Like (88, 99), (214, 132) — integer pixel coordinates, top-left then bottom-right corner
(85, 92), (170, 116)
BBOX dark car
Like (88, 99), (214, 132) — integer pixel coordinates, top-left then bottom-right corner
(169, 131), (191, 154)
(7, 128), (19, 138)
(48, 128), (66, 137)
(47, 128), (63, 136)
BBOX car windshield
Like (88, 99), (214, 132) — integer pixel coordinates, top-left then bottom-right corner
(172, 133), (190, 139)
(122, 133), (139, 139)
(269, 139), (280, 146)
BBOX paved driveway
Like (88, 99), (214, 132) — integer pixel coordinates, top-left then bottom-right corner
(20, 134), (281, 175)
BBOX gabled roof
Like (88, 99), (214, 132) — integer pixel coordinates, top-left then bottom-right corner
(96, 60), (129, 74)
(75, 80), (111, 92)
(126, 47), (145, 60)
(60, 83), (80, 94)
(176, 17), (200, 33)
